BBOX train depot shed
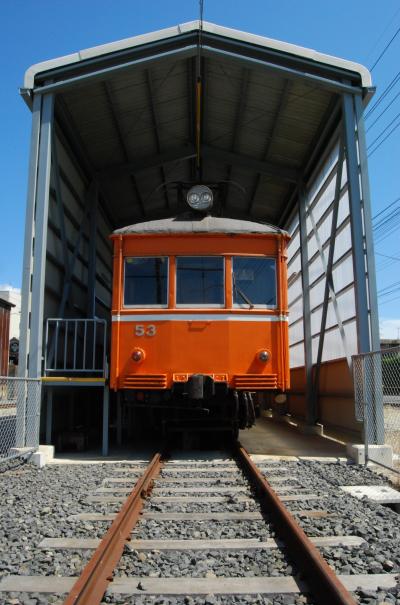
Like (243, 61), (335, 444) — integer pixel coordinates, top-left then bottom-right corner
(18, 21), (381, 453)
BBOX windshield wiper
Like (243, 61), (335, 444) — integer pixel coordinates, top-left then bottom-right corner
(232, 273), (254, 309)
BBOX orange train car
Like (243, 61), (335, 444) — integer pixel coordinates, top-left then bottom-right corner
(110, 201), (290, 437)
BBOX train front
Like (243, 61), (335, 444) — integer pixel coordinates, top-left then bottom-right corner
(110, 187), (290, 437)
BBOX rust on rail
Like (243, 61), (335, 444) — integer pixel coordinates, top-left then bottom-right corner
(236, 444), (357, 605)
(63, 453), (164, 605)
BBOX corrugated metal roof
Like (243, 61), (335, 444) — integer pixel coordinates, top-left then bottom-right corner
(22, 21), (373, 230)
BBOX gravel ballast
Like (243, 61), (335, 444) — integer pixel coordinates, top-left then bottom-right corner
(0, 456), (400, 605)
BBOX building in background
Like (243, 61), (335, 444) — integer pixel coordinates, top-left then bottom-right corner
(0, 298), (15, 376)
(381, 339), (400, 350)
(0, 288), (21, 340)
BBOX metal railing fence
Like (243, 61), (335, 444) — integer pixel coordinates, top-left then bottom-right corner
(0, 376), (41, 462)
(353, 346), (400, 474)
(45, 318), (107, 376)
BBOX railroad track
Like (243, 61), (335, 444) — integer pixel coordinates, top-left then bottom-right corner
(0, 447), (398, 604)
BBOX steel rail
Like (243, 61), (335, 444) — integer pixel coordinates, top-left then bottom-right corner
(236, 444), (357, 605)
(63, 453), (163, 605)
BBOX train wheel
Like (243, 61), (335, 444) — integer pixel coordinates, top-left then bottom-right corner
(232, 423), (239, 440)
(247, 392), (256, 427)
(238, 392), (248, 430)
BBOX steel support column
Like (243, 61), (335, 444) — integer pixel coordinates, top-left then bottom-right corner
(116, 391), (122, 447)
(29, 93), (54, 379)
(354, 95), (380, 353)
(102, 385), (110, 456)
(298, 187), (315, 424)
(18, 93), (54, 446)
(18, 93), (42, 381)
(46, 387), (53, 445)
(16, 94), (43, 445)
(342, 93), (370, 354)
(343, 92), (384, 444)
(87, 185), (98, 318)
(354, 95), (384, 444)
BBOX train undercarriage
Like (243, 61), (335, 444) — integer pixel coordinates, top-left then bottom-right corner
(121, 380), (261, 441)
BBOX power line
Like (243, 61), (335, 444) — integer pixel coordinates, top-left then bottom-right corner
(378, 280), (400, 295)
(365, 5), (400, 63)
(368, 118), (400, 157)
(365, 71), (400, 119)
(372, 196), (400, 221)
(366, 89), (400, 132)
(370, 24), (400, 71)
(367, 109), (400, 149)
(376, 252), (400, 262)
(379, 293), (400, 306)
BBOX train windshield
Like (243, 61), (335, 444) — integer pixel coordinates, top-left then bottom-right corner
(232, 257), (276, 308)
(176, 257), (224, 306)
(124, 257), (168, 306)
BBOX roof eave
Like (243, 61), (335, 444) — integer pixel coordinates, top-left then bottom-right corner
(22, 20), (372, 91)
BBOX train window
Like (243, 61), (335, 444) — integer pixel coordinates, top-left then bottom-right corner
(232, 257), (277, 308)
(124, 257), (168, 306)
(176, 257), (224, 306)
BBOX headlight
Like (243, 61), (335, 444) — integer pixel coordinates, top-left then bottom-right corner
(132, 348), (145, 363)
(187, 185), (213, 211)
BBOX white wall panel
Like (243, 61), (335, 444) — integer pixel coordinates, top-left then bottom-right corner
(290, 341), (305, 368)
(289, 318), (304, 345)
(332, 254), (354, 292)
(288, 293), (303, 325)
(287, 249), (301, 275)
(286, 134), (360, 371)
(311, 289), (356, 337)
(307, 142), (339, 206)
(288, 276), (302, 305)
(45, 133), (113, 323)
(333, 222), (352, 262)
(311, 319), (358, 363)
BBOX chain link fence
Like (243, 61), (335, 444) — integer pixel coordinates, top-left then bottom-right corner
(353, 346), (400, 474)
(0, 377), (41, 463)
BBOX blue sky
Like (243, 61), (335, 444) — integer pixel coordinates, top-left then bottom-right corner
(0, 0), (399, 337)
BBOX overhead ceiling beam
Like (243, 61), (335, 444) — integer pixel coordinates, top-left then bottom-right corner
(187, 57), (196, 181)
(201, 46), (362, 96)
(98, 145), (196, 178)
(202, 144), (300, 183)
(223, 68), (250, 210)
(101, 143), (299, 184)
(247, 79), (292, 214)
(28, 46), (198, 96)
(278, 96), (341, 227)
(145, 69), (171, 209)
(56, 97), (115, 230)
(103, 81), (146, 217)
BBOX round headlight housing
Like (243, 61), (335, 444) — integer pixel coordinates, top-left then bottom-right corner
(258, 350), (270, 363)
(132, 348), (145, 363)
(187, 185), (213, 211)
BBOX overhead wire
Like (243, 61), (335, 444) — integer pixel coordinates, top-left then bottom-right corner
(364, 10), (400, 311)
(372, 195), (400, 221)
(363, 14), (400, 157)
(364, 5), (400, 64)
(368, 118), (400, 157)
(366, 89), (400, 132)
(365, 71), (400, 120)
(370, 23), (400, 71)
